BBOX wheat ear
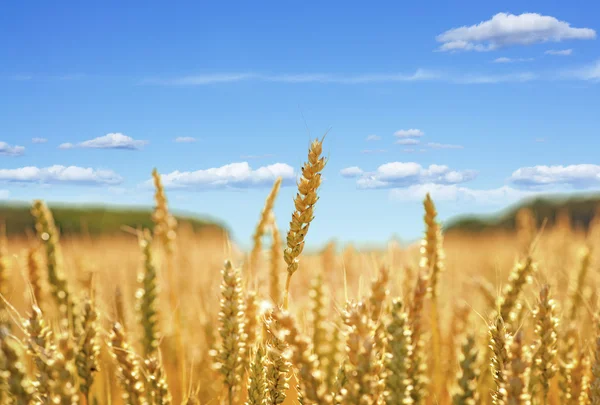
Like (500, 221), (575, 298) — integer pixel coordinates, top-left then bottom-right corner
(250, 177), (282, 277)
(282, 136), (327, 309)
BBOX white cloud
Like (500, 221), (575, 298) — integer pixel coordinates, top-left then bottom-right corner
(340, 167), (364, 178)
(396, 139), (420, 145)
(437, 12), (596, 52)
(0, 165), (122, 185)
(0, 190), (9, 199)
(61, 133), (147, 150)
(0, 142), (25, 156)
(145, 70), (441, 86)
(545, 49), (573, 56)
(394, 129), (424, 138)
(535, 138), (546, 143)
(493, 57), (534, 63)
(366, 135), (381, 141)
(31, 137), (47, 144)
(139, 62), (600, 88)
(427, 142), (464, 149)
(361, 149), (387, 154)
(351, 162), (477, 189)
(453, 72), (538, 84)
(269, 70), (441, 83)
(155, 162), (295, 190)
(563, 59), (600, 81)
(510, 164), (600, 188)
(143, 73), (255, 85)
(390, 184), (535, 204)
(175, 137), (197, 143)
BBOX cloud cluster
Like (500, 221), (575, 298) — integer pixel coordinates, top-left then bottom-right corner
(394, 129), (424, 138)
(340, 167), (364, 178)
(390, 184), (534, 203)
(340, 162), (477, 189)
(0, 142), (25, 156)
(394, 129), (424, 147)
(156, 162), (295, 190)
(60, 133), (147, 150)
(437, 12), (596, 52)
(31, 138), (48, 144)
(366, 135), (381, 141)
(340, 162), (600, 205)
(0, 165), (122, 185)
(510, 164), (600, 188)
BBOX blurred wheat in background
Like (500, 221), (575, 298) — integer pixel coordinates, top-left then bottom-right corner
(1, 136), (600, 404)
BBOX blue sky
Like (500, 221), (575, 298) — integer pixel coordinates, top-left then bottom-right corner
(1, 1), (600, 248)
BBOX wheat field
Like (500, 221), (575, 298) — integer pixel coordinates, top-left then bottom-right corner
(1, 137), (599, 405)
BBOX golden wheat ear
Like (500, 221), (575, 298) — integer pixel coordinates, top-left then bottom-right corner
(282, 136), (327, 309)
(452, 334), (480, 405)
(215, 260), (247, 405)
(0, 326), (37, 402)
(108, 322), (147, 404)
(76, 296), (100, 402)
(31, 200), (76, 330)
(250, 177), (282, 280)
(530, 285), (558, 402)
(384, 298), (413, 404)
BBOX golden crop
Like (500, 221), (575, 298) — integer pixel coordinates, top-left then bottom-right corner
(0, 136), (599, 405)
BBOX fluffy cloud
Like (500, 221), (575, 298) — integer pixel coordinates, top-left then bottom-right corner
(31, 138), (47, 144)
(437, 12), (596, 52)
(366, 135), (381, 141)
(350, 162), (477, 189)
(390, 184), (534, 203)
(0, 142), (25, 156)
(155, 162), (295, 190)
(340, 167), (364, 178)
(0, 165), (122, 185)
(59, 133), (147, 150)
(394, 129), (424, 138)
(545, 49), (573, 56)
(175, 137), (197, 143)
(510, 164), (600, 188)
(427, 142), (464, 149)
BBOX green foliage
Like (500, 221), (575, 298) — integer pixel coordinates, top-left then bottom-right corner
(444, 194), (600, 233)
(0, 203), (226, 236)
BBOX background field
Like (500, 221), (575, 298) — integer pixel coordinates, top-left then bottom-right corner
(1, 177), (600, 404)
